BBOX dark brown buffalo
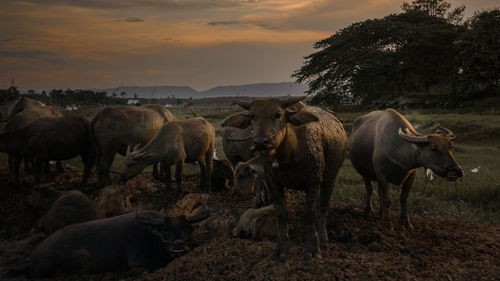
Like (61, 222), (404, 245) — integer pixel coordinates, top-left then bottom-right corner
(31, 210), (209, 277)
(350, 109), (463, 229)
(2, 101), (63, 185)
(212, 158), (234, 190)
(91, 105), (176, 187)
(0, 116), (93, 186)
(222, 96), (348, 260)
(120, 117), (215, 191)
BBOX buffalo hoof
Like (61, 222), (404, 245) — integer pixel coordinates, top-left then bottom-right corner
(271, 249), (288, 262)
(364, 207), (375, 217)
(303, 251), (322, 261)
(400, 217), (414, 231)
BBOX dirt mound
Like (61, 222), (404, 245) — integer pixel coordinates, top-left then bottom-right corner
(0, 162), (498, 280)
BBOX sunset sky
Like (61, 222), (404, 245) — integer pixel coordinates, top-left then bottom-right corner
(0, 0), (497, 91)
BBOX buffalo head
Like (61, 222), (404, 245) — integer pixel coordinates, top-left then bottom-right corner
(120, 144), (154, 182)
(135, 209), (210, 254)
(232, 160), (260, 197)
(398, 127), (463, 181)
(221, 96), (318, 152)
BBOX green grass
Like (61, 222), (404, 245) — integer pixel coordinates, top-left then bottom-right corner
(1, 105), (499, 224)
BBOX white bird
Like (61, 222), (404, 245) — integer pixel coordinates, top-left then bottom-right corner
(471, 167), (480, 173)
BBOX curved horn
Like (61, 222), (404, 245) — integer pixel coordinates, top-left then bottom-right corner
(280, 96), (306, 108)
(436, 126), (455, 140)
(185, 208), (210, 223)
(398, 127), (429, 143)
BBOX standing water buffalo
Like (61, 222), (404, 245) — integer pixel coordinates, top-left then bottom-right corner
(91, 105), (176, 187)
(0, 116), (93, 186)
(1, 99), (63, 186)
(120, 117), (215, 191)
(31, 210), (210, 277)
(222, 96), (348, 260)
(350, 109), (463, 229)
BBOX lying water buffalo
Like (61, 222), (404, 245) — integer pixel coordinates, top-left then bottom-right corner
(30, 210), (209, 277)
(120, 117), (215, 191)
(222, 96), (348, 260)
(2, 102), (63, 186)
(232, 155), (270, 207)
(232, 205), (277, 240)
(0, 116), (93, 186)
(30, 186), (98, 234)
(350, 109), (463, 229)
(91, 105), (176, 187)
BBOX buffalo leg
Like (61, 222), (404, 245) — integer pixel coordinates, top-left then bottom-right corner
(270, 183), (289, 260)
(363, 177), (375, 216)
(163, 160), (172, 189)
(33, 157), (45, 185)
(24, 156), (33, 174)
(304, 184), (321, 260)
(81, 152), (94, 187)
(317, 176), (336, 250)
(400, 171), (416, 230)
(56, 161), (64, 173)
(205, 148), (213, 191)
(96, 149), (115, 187)
(197, 156), (207, 189)
(152, 163), (160, 180)
(175, 160), (184, 190)
(377, 177), (392, 229)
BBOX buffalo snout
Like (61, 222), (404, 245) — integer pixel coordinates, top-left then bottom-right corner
(170, 239), (187, 253)
(447, 165), (464, 181)
(252, 136), (272, 151)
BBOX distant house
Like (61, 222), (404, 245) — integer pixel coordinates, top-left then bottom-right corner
(127, 99), (141, 106)
(165, 104), (173, 108)
(65, 104), (78, 111)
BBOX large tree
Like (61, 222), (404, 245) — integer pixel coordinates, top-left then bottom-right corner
(459, 9), (500, 95)
(294, 9), (462, 105)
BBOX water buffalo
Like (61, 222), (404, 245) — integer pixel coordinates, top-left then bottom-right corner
(222, 96), (348, 260)
(120, 117), (215, 191)
(30, 210), (209, 277)
(212, 158), (234, 190)
(232, 205), (277, 240)
(91, 105), (176, 187)
(0, 116), (93, 186)
(30, 186), (98, 234)
(350, 109), (463, 229)
(232, 155), (270, 207)
(2, 103), (63, 186)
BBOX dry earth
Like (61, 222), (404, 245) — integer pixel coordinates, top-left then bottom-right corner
(0, 162), (499, 281)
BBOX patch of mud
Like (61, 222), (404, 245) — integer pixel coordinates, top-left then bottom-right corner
(0, 162), (498, 280)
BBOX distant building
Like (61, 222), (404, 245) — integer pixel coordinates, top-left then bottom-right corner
(127, 99), (141, 106)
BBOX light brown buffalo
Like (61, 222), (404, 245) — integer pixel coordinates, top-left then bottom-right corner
(120, 117), (215, 191)
(91, 105), (176, 187)
(222, 96), (348, 260)
(232, 155), (270, 208)
(350, 109), (463, 229)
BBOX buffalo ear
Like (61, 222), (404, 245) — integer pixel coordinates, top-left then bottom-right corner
(221, 111), (252, 129)
(285, 111), (319, 126)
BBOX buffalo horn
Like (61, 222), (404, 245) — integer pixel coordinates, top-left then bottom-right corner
(133, 143), (142, 152)
(280, 95), (306, 108)
(398, 127), (429, 143)
(185, 205), (210, 223)
(436, 126), (455, 140)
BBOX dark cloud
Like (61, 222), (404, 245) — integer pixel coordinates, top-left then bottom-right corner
(0, 38), (14, 43)
(125, 17), (144, 22)
(0, 50), (51, 58)
(13, 0), (241, 10)
(207, 20), (241, 26)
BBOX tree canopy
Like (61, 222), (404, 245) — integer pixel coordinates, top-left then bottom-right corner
(294, 0), (498, 106)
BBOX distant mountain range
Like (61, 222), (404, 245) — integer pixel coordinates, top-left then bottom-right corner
(97, 82), (308, 99)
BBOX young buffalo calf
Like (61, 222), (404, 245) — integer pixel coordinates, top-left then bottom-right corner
(0, 116), (93, 186)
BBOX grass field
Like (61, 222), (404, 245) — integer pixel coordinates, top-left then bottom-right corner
(1, 105), (499, 224)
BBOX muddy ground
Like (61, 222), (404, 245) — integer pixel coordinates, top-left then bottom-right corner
(0, 162), (499, 281)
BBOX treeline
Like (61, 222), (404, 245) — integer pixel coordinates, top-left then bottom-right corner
(294, 0), (500, 107)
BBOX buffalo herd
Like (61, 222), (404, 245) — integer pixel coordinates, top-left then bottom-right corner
(0, 96), (463, 276)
